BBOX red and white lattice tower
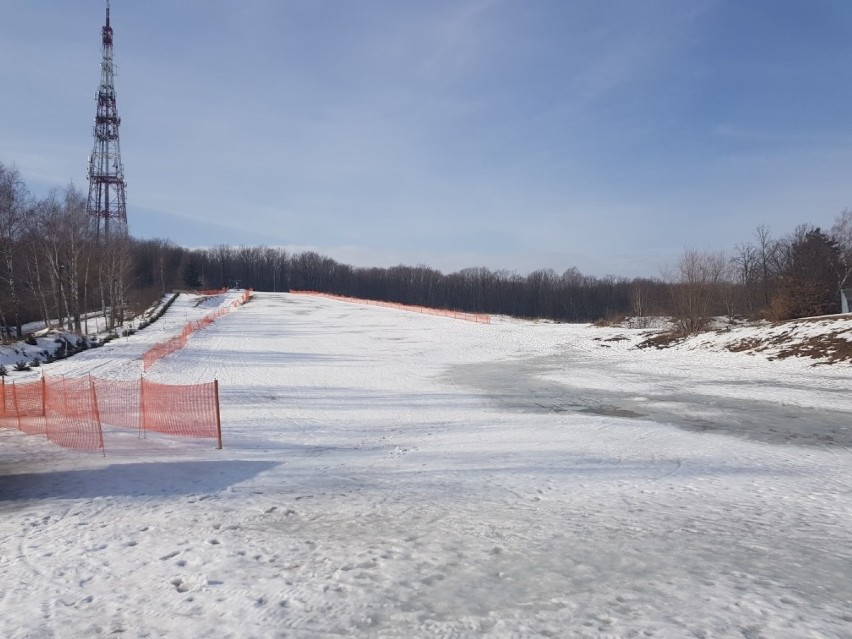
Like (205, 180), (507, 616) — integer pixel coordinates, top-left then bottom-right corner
(86, 1), (127, 240)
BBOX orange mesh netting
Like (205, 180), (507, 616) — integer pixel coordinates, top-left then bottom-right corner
(0, 379), (18, 429)
(2, 292), (241, 450)
(13, 380), (47, 436)
(43, 375), (104, 450)
(142, 333), (187, 371)
(3, 375), (221, 451)
(93, 376), (141, 430)
(141, 379), (218, 439)
(143, 289), (252, 371)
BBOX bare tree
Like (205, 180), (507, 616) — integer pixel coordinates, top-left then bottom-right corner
(29, 185), (97, 333)
(98, 232), (133, 330)
(731, 241), (759, 316)
(22, 221), (53, 329)
(0, 163), (30, 338)
(61, 185), (94, 332)
(831, 209), (852, 295)
(754, 224), (779, 310)
(34, 191), (73, 330)
(630, 282), (650, 327)
(666, 249), (727, 334)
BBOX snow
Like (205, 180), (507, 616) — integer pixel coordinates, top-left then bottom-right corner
(1, 292), (851, 638)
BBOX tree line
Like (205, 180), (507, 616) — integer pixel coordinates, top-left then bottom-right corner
(3, 161), (851, 338)
(183, 214), (851, 331)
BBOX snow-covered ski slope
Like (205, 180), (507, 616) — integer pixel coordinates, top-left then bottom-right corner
(1, 292), (851, 638)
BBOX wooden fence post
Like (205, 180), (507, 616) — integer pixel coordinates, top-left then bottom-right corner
(89, 374), (105, 456)
(139, 375), (146, 439)
(11, 381), (20, 432)
(214, 378), (222, 450)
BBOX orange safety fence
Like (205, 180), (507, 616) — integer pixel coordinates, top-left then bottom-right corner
(0, 291), (242, 452)
(142, 379), (219, 439)
(0, 375), (222, 452)
(93, 376), (141, 430)
(44, 375), (103, 450)
(0, 380), (16, 430)
(290, 291), (492, 324)
(13, 380), (46, 436)
(143, 289), (252, 371)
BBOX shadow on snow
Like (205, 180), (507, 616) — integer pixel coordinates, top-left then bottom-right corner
(0, 459), (278, 502)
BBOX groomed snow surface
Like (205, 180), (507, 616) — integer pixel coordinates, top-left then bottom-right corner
(1, 292), (851, 638)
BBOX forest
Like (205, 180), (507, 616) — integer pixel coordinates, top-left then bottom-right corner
(2, 161), (851, 340)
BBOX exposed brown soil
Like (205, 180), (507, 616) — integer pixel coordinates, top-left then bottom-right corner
(637, 332), (687, 349)
(639, 319), (852, 365)
(726, 338), (763, 353)
(770, 332), (852, 365)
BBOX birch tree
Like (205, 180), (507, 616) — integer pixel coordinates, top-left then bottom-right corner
(0, 163), (30, 338)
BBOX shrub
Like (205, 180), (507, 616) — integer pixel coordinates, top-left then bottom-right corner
(25, 335), (37, 346)
(0, 365), (7, 377)
(14, 361), (30, 372)
(30, 358), (41, 368)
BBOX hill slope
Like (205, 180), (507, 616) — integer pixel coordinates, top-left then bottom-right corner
(1, 293), (850, 638)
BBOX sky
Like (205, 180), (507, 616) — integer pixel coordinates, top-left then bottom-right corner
(1, 0), (851, 278)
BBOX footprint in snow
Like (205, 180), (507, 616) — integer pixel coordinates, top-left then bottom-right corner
(171, 574), (208, 593)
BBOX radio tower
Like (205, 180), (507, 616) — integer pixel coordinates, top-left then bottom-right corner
(87, 0), (127, 240)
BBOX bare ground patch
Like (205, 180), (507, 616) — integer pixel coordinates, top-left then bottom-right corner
(637, 332), (688, 350)
(636, 316), (852, 365)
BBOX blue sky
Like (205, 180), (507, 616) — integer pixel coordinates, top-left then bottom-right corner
(1, 1), (851, 277)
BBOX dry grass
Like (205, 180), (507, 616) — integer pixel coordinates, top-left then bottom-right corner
(639, 319), (852, 365)
(637, 331), (688, 349)
(770, 332), (852, 365)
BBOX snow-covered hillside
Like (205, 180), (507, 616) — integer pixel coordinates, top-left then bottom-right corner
(1, 292), (850, 638)
(626, 314), (852, 365)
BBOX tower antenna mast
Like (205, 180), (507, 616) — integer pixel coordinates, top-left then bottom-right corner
(86, 0), (127, 240)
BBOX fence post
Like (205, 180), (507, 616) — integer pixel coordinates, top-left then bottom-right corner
(11, 381), (20, 432)
(89, 374), (105, 456)
(139, 376), (146, 439)
(41, 372), (46, 417)
(61, 375), (69, 419)
(214, 378), (222, 450)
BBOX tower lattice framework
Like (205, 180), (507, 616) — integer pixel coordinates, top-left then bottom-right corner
(87, 1), (127, 240)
